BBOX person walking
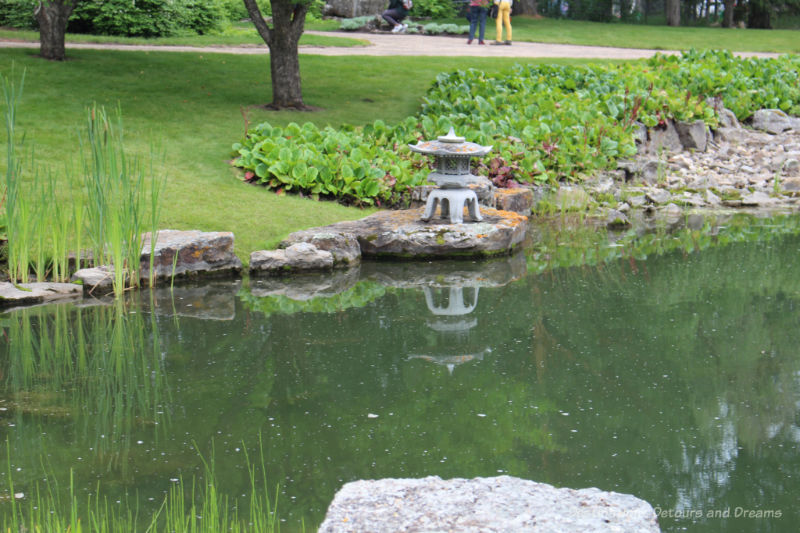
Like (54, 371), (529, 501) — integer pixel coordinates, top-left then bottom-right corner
(382, 0), (411, 33)
(491, 0), (512, 45)
(466, 0), (490, 45)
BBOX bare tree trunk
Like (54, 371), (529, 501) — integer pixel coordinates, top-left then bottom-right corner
(36, 0), (76, 61)
(243, 0), (310, 110)
(665, 0), (680, 26)
(516, 0), (539, 16)
(747, 0), (772, 28)
(722, 0), (734, 27)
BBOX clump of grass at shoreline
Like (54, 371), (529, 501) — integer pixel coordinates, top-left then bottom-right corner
(3, 437), (285, 533)
(1, 70), (164, 294)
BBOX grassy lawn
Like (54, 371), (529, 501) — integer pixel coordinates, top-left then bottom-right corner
(425, 15), (800, 53)
(1, 19), (798, 264)
(0, 19), (365, 48)
(516, 17), (800, 53)
(3, 16), (798, 53)
(0, 47), (596, 262)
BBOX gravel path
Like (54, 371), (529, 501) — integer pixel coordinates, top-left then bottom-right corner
(0, 30), (782, 59)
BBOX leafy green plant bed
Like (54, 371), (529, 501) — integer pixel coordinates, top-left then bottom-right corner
(339, 16), (469, 35)
(232, 50), (800, 206)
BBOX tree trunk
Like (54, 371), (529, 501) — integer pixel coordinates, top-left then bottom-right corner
(516, 0), (539, 16)
(665, 0), (680, 26)
(243, 0), (310, 110)
(747, 0), (772, 29)
(36, 0), (76, 61)
(722, 0), (735, 27)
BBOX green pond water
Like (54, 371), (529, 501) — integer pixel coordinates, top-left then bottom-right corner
(2, 213), (800, 532)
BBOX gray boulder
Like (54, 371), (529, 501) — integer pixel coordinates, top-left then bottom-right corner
(675, 120), (709, 152)
(250, 242), (334, 275)
(0, 281), (83, 309)
(705, 189), (722, 206)
(604, 208), (631, 228)
(646, 120), (683, 154)
(281, 231), (361, 267)
(741, 190), (778, 206)
(319, 476), (660, 533)
(645, 188), (672, 205)
(279, 208), (526, 260)
(632, 121), (648, 152)
(324, 0), (386, 18)
(750, 109), (793, 134)
(494, 187), (533, 214)
(71, 265), (115, 294)
(717, 107), (741, 129)
(140, 230), (242, 282)
(714, 127), (752, 144)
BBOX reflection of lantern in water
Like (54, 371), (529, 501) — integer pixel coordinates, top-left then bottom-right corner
(408, 348), (492, 375)
(424, 286), (479, 316)
(407, 285), (490, 374)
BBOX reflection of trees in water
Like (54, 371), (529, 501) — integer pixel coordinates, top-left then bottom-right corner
(523, 227), (800, 524)
(1, 299), (169, 485)
(3, 218), (800, 529)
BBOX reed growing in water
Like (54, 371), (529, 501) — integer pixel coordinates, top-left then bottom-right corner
(1, 71), (165, 296)
(1, 302), (285, 532)
(3, 440), (283, 532)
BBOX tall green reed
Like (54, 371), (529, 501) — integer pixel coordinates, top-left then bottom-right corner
(83, 105), (148, 295)
(2, 69), (28, 283)
(3, 439), (285, 533)
(2, 72), (164, 291)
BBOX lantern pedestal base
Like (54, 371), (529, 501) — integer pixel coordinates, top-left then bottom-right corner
(421, 189), (483, 224)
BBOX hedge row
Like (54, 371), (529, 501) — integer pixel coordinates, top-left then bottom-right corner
(0, 0), (271, 37)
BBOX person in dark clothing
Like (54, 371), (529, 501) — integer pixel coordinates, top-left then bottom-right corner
(466, 0), (490, 44)
(382, 0), (410, 33)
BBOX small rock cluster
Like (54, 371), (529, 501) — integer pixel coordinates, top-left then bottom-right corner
(249, 208), (528, 276)
(590, 108), (800, 225)
(71, 230), (242, 295)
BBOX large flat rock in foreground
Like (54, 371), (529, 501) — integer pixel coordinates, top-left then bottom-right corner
(284, 208), (527, 260)
(319, 476), (660, 533)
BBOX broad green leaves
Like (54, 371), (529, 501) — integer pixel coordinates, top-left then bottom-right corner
(232, 51), (800, 204)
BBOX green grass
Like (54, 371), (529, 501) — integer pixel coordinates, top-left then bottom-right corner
(4, 16), (799, 52)
(0, 48), (596, 262)
(4, 435), (283, 533)
(435, 15), (800, 53)
(1, 17), (798, 266)
(0, 20), (367, 48)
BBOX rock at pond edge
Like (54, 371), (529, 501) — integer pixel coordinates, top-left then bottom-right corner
(318, 475), (660, 533)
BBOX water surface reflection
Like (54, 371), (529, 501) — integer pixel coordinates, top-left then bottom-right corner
(2, 216), (800, 532)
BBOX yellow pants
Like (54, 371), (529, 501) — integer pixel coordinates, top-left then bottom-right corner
(495, 1), (512, 42)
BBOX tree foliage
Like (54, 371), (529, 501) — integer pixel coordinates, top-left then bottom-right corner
(537, 0), (800, 28)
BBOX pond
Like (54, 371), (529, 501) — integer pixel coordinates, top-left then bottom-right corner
(2, 213), (800, 532)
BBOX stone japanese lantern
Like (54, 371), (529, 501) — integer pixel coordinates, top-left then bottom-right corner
(408, 128), (492, 224)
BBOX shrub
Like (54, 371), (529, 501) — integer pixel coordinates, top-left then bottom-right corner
(340, 16), (376, 31)
(0, 0), (37, 30)
(421, 22), (468, 34)
(68, 0), (227, 38)
(412, 0), (458, 18)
